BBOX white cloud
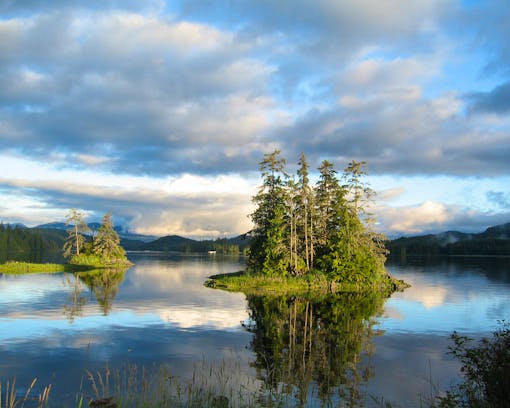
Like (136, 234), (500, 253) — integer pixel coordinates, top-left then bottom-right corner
(380, 201), (449, 234)
(1, 1), (509, 236)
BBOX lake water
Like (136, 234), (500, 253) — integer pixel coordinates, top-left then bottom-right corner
(0, 253), (509, 407)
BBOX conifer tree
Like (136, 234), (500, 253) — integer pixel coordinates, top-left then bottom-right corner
(63, 209), (89, 258)
(93, 213), (126, 263)
(248, 152), (387, 282)
(297, 152), (314, 271)
(249, 150), (290, 276)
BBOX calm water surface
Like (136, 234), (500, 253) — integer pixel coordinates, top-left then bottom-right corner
(0, 253), (508, 406)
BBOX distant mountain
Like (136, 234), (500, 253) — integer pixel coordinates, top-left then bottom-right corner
(36, 222), (69, 230)
(140, 235), (198, 252)
(35, 222), (157, 242)
(387, 223), (510, 257)
(33, 221), (249, 254)
(119, 238), (147, 251)
(138, 234), (250, 254)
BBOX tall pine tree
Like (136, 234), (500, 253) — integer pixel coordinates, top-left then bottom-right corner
(93, 213), (127, 263)
(63, 209), (89, 259)
(249, 150), (290, 276)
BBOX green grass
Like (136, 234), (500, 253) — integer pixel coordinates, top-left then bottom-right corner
(205, 270), (410, 296)
(0, 260), (133, 275)
(0, 261), (69, 274)
(69, 253), (133, 268)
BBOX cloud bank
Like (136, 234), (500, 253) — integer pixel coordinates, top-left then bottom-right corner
(0, 1), (509, 236)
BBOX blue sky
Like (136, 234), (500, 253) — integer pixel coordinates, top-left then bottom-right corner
(0, 0), (509, 238)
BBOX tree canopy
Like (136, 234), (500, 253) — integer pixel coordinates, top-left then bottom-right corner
(62, 210), (131, 267)
(63, 208), (90, 258)
(248, 151), (388, 285)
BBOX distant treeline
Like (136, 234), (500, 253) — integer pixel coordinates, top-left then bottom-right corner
(3, 221), (509, 264)
(0, 224), (65, 263)
(387, 223), (510, 257)
(0, 223), (250, 263)
(136, 234), (250, 255)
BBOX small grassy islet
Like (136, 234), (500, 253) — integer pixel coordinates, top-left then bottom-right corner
(205, 270), (410, 296)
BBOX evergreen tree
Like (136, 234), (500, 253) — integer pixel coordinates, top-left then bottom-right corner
(342, 161), (387, 278)
(249, 150), (290, 276)
(248, 152), (387, 282)
(63, 209), (89, 259)
(297, 152), (314, 271)
(314, 160), (346, 255)
(93, 213), (126, 263)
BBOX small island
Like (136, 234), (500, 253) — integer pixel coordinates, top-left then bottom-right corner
(206, 150), (408, 295)
(0, 210), (132, 274)
(64, 210), (132, 268)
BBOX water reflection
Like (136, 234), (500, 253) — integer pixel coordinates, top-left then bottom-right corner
(383, 256), (510, 334)
(77, 269), (127, 315)
(1, 254), (508, 406)
(63, 274), (87, 323)
(245, 292), (386, 406)
(63, 268), (128, 320)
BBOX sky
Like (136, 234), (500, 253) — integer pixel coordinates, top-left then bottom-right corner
(0, 0), (509, 239)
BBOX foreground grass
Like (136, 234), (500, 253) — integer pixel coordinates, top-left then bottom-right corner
(1, 360), (284, 408)
(0, 377), (51, 408)
(3, 325), (507, 407)
(205, 270), (409, 296)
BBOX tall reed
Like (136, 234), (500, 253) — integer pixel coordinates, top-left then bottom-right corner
(0, 377), (51, 408)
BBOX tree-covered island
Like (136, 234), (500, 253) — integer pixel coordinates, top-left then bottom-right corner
(63, 210), (132, 268)
(0, 210), (132, 273)
(207, 150), (408, 294)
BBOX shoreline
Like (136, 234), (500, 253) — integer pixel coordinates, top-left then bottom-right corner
(205, 269), (410, 296)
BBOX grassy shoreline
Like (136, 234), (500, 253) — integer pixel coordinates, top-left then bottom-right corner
(205, 270), (410, 296)
(0, 261), (71, 274)
(0, 260), (132, 274)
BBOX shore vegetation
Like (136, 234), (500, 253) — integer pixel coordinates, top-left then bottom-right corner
(0, 210), (132, 273)
(208, 150), (405, 294)
(64, 211), (132, 268)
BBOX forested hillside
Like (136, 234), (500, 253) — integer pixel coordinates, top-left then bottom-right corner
(387, 223), (510, 257)
(140, 234), (249, 254)
(0, 224), (65, 262)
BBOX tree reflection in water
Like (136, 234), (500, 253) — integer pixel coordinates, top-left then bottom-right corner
(245, 292), (386, 406)
(63, 273), (87, 323)
(63, 269), (127, 318)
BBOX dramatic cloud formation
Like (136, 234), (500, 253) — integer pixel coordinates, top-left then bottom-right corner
(0, 0), (509, 237)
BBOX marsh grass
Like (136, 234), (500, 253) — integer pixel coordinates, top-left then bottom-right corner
(0, 378), (51, 408)
(80, 359), (290, 407)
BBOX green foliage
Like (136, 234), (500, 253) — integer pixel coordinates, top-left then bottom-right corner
(249, 150), (291, 276)
(206, 269), (407, 295)
(63, 209), (90, 258)
(0, 261), (67, 274)
(61, 211), (131, 267)
(93, 213), (128, 263)
(248, 151), (388, 284)
(70, 253), (104, 266)
(434, 323), (510, 408)
(0, 224), (64, 263)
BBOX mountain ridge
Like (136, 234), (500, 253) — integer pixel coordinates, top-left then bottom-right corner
(387, 222), (510, 257)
